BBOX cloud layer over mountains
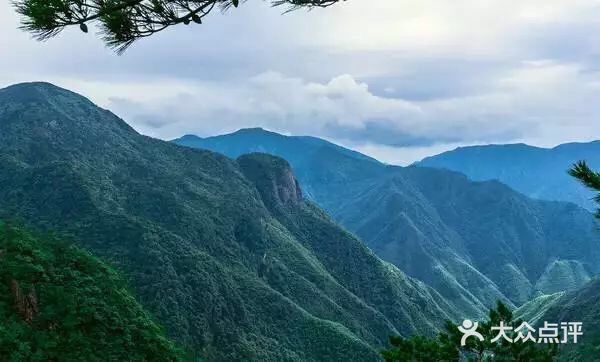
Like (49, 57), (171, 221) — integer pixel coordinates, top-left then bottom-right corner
(2, 0), (600, 163)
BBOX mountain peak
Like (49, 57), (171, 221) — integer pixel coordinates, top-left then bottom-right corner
(3, 81), (73, 94)
(234, 127), (268, 133)
(0, 81), (93, 106)
(173, 128), (273, 143)
(0, 82), (137, 157)
(174, 134), (203, 142)
(4, 81), (62, 91)
(231, 127), (283, 137)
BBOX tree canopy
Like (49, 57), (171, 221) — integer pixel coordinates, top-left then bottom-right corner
(570, 161), (600, 218)
(14, 0), (342, 53)
(0, 222), (184, 360)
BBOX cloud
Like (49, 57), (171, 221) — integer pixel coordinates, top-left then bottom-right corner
(45, 60), (596, 156)
(2, 0), (600, 164)
(99, 72), (428, 142)
(350, 142), (485, 166)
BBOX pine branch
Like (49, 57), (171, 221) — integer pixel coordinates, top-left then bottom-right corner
(570, 160), (600, 219)
(13, 0), (344, 53)
(569, 161), (600, 191)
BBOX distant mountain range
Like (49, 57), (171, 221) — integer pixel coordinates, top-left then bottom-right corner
(0, 82), (458, 360)
(174, 129), (600, 313)
(418, 142), (600, 211)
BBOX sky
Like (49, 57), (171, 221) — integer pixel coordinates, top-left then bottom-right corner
(2, 0), (600, 165)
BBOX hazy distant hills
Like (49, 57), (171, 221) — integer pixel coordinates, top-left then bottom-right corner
(0, 82), (459, 361)
(174, 129), (600, 313)
(418, 142), (600, 211)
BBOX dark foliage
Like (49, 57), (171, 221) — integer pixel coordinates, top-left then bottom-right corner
(570, 160), (600, 218)
(14, 0), (342, 52)
(382, 302), (558, 362)
(0, 222), (183, 361)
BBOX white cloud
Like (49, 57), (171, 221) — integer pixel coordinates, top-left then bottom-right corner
(2, 0), (600, 164)
(347, 142), (481, 166)
(33, 60), (597, 164)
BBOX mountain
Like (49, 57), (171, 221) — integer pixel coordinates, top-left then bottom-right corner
(0, 222), (183, 360)
(517, 278), (600, 360)
(0, 82), (458, 361)
(417, 142), (600, 211)
(174, 128), (600, 313)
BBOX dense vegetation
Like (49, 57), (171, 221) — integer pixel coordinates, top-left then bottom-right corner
(0, 222), (183, 361)
(418, 142), (600, 212)
(382, 302), (557, 362)
(2, 81), (597, 360)
(0, 82), (458, 360)
(516, 278), (600, 361)
(174, 128), (600, 315)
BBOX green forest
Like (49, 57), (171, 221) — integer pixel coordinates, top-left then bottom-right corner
(0, 222), (183, 361)
(381, 302), (557, 362)
(2, 0), (600, 360)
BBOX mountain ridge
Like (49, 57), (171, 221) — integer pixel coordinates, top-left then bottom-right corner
(174, 128), (600, 314)
(0, 82), (459, 361)
(417, 140), (600, 211)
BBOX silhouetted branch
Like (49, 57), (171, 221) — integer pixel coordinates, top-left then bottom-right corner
(14, 0), (344, 53)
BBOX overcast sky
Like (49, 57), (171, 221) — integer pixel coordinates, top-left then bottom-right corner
(2, 0), (600, 164)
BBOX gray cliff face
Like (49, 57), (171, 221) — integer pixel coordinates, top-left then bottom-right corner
(238, 153), (303, 206)
(275, 168), (303, 205)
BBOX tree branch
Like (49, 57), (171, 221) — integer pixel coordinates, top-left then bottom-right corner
(13, 0), (344, 53)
